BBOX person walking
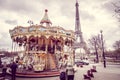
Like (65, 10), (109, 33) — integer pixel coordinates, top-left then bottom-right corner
(0, 58), (2, 67)
(59, 57), (67, 80)
(66, 63), (76, 80)
(10, 62), (18, 80)
(2, 62), (7, 77)
(60, 67), (66, 80)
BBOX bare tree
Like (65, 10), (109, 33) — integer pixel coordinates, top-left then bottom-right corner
(113, 40), (120, 50)
(112, 40), (120, 59)
(112, 2), (120, 21)
(88, 35), (101, 63)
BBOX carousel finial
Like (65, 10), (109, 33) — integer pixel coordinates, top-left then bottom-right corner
(40, 9), (52, 27)
(45, 9), (48, 12)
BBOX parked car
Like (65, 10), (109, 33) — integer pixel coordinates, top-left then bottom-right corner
(75, 60), (89, 66)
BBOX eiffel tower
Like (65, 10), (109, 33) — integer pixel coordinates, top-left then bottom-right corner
(73, 0), (89, 55)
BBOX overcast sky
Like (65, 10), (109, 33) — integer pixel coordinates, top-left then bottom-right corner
(0, 0), (120, 51)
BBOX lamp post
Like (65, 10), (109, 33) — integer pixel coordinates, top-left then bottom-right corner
(100, 30), (106, 68)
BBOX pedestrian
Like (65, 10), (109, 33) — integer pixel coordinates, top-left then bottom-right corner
(59, 64), (67, 80)
(2, 62), (7, 77)
(66, 63), (76, 80)
(59, 57), (67, 80)
(94, 59), (96, 63)
(10, 62), (18, 80)
(60, 68), (66, 80)
(0, 58), (2, 67)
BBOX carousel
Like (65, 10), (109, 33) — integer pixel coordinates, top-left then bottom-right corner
(9, 9), (75, 77)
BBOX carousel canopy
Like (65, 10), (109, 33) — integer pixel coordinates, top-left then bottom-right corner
(9, 9), (75, 41)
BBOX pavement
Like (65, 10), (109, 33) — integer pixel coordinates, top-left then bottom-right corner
(0, 62), (120, 80)
(92, 63), (120, 80)
(74, 63), (120, 80)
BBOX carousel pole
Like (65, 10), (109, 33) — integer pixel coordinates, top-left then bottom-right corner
(45, 41), (48, 69)
(13, 42), (17, 61)
(54, 39), (59, 69)
(11, 40), (14, 62)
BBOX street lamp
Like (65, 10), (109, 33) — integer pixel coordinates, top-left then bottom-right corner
(100, 30), (106, 68)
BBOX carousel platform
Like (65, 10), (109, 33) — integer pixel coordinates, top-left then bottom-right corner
(7, 69), (60, 78)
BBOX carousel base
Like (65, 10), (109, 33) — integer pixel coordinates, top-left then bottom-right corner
(7, 69), (60, 78)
